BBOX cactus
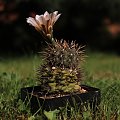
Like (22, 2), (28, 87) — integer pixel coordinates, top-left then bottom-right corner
(36, 39), (85, 94)
(27, 11), (85, 94)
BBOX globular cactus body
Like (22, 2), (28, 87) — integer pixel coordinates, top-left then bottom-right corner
(37, 40), (85, 94)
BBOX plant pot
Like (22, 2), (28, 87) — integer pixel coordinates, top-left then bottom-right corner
(21, 85), (100, 115)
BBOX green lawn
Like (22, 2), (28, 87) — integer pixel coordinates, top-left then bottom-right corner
(0, 52), (120, 119)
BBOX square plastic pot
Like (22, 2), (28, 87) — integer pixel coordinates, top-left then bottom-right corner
(21, 85), (100, 115)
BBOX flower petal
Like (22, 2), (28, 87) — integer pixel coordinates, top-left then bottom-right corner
(54, 14), (61, 24)
(49, 11), (61, 26)
(35, 15), (44, 25)
(53, 11), (58, 16)
(44, 11), (50, 20)
(27, 17), (39, 28)
(35, 15), (40, 21)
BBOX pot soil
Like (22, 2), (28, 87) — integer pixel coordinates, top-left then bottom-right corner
(21, 85), (100, 115)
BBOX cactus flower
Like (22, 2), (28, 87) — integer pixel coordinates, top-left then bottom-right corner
(27, 11), (61, 39)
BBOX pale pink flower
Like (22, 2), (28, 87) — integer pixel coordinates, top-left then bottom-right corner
(27, 11), (61, 39)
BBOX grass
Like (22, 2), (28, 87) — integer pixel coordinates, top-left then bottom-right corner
(84, 52), (120, 120)
(0, 55), (41, 78)
(0, 52), (120, 119)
